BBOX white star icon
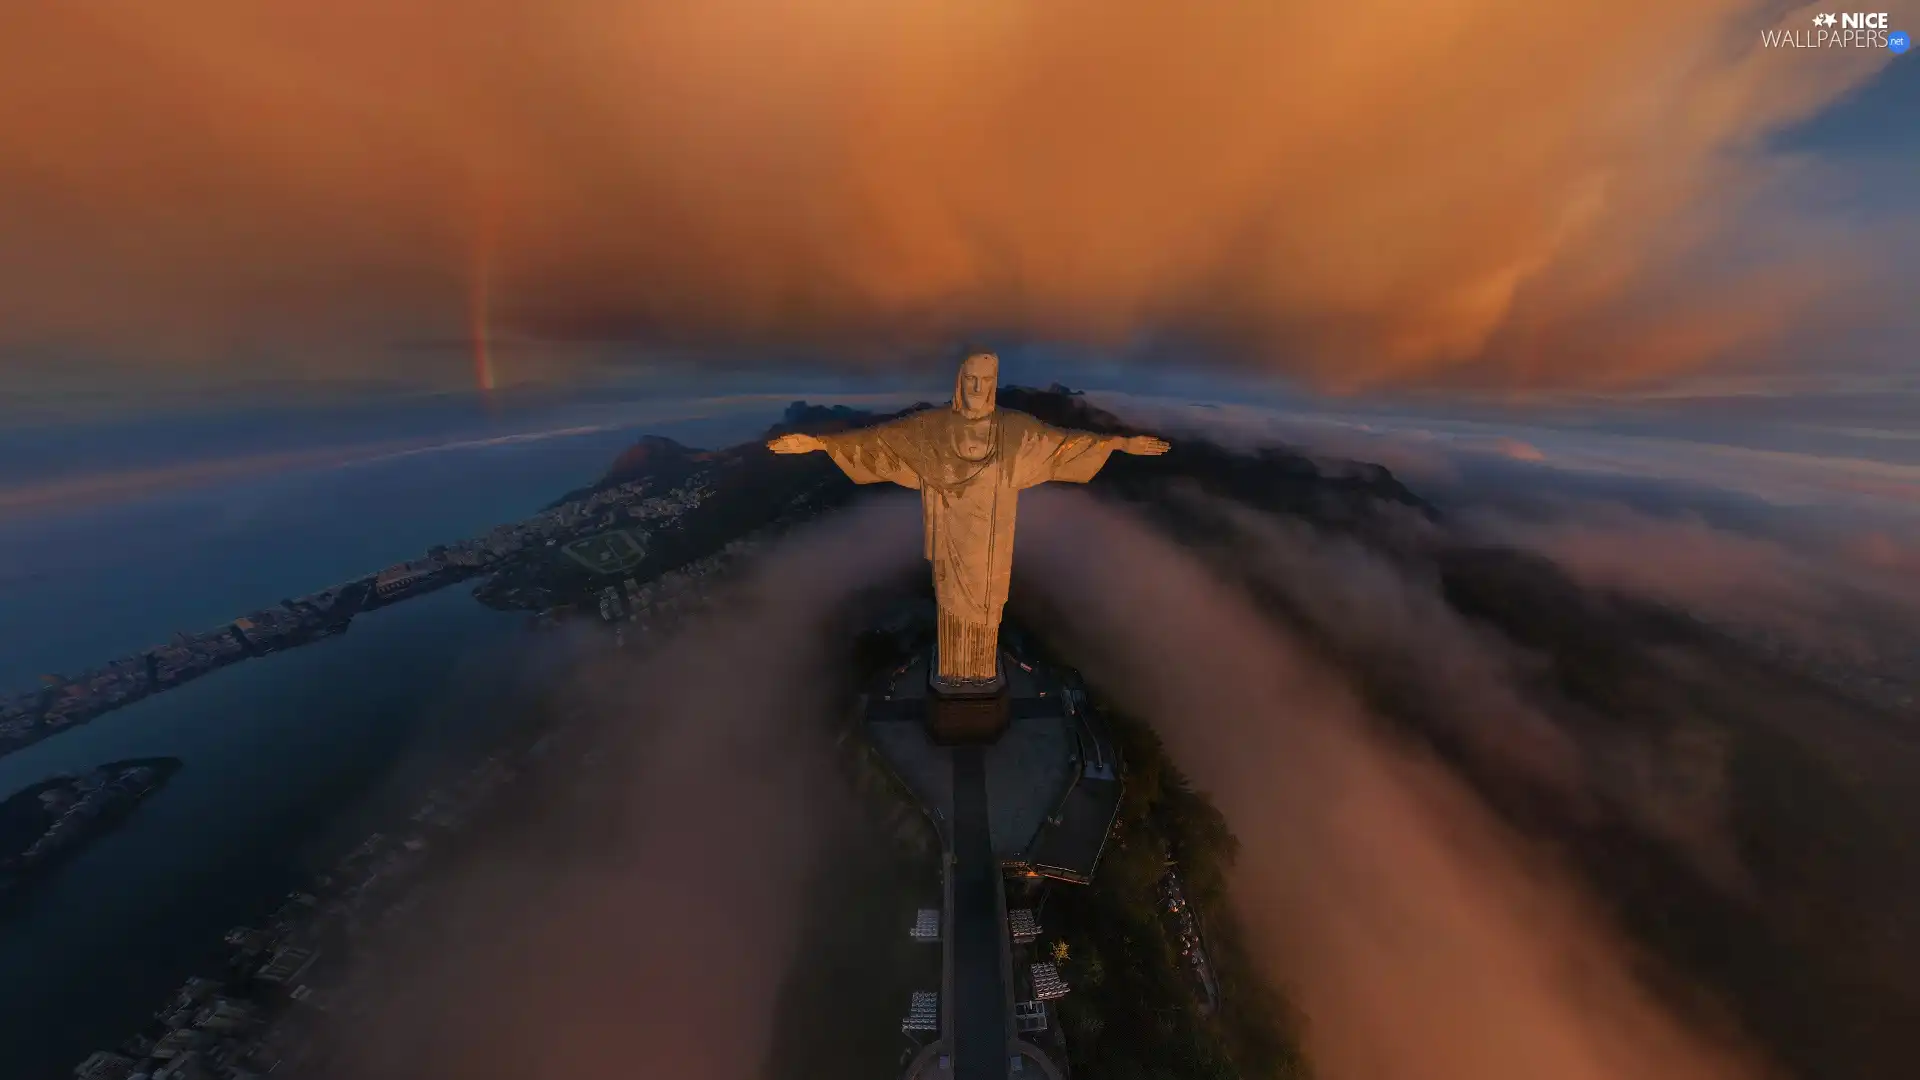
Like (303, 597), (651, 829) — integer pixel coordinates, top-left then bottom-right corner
(1822, 13), (1839, 25)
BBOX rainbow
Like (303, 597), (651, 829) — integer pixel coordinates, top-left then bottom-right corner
(469, 196), (498, 393)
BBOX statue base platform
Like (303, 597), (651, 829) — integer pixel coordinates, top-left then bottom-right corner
(926, 652), (1010, 745)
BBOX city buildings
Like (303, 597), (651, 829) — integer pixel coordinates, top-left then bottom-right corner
(2, 473), (715, 758)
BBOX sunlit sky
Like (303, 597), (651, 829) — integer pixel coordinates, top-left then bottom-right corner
(0, 2), (1913, 546)
(0, 2), (1912, 399)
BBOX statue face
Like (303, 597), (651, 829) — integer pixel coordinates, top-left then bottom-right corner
(957, 353), (997, 419)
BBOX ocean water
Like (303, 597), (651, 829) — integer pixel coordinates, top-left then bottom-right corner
(0, 406), (793, 690)
(0, 401), (793, 1078)
(0, 589), (527, 1078)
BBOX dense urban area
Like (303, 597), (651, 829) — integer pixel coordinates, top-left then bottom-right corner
(0, 474), (715, 758)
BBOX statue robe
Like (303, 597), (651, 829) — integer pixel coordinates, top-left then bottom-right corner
(817, 408), (1118, 682)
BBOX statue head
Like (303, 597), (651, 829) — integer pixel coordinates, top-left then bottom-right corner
(953, 351), (998, 420)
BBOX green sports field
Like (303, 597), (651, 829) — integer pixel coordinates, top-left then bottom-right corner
(560, 530), (648, 576)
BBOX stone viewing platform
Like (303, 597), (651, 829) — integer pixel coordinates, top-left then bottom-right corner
(866, 652), (1122, 882)
(863, 645), (1120, 1080)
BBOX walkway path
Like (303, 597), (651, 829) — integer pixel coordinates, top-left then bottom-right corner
(950, 747), (1010, 1080)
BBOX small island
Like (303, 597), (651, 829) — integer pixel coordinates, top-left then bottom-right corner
(0, 757), (183, 904)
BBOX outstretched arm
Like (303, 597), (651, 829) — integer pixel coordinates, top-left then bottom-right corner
(1110, 434), (1171, 457)
(1011, 421), (1170, 489)
(767, 433), (825, 455)
(767, 425), (924, 489)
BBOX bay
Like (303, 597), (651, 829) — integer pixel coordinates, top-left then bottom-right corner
(0, 403), (796, 1077)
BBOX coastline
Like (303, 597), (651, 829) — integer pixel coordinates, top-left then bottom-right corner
(0, 473), (714, 763)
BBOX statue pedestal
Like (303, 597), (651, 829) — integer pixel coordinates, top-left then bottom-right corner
(924, 692), (1010, 745)
(926, 652), (1010, 746)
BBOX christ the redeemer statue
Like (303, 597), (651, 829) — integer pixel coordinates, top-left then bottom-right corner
(768, 351), (1169, 693)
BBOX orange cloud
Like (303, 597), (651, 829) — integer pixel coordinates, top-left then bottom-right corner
(0, 0), (1905, 388)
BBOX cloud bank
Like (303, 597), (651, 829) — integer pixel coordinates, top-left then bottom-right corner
(2, 0), (1910, 388)
(1015, 488), (1770, 1080)
(1086, 390), (1920, 686)
(319, 498), (922, 1079)
(1473, 503), (1920, 658)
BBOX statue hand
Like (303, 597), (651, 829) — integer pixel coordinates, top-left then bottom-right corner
(1121, 434), (1171, 456)
(767, 433), (825, 455)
